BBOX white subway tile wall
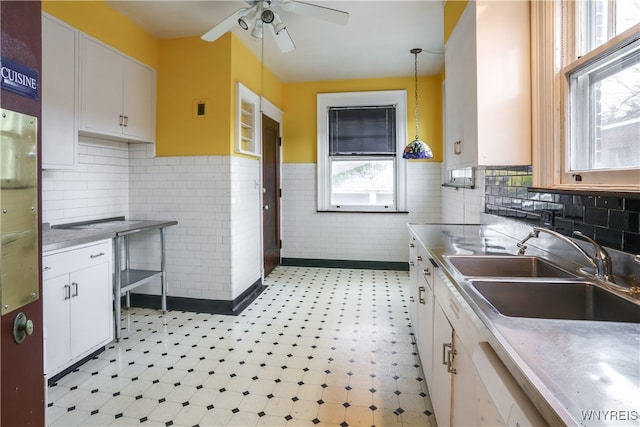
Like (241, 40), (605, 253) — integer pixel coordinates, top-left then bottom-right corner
(280, 162), (442, 262)
(41, 136), (130, 225)
(127, 143), (235, 301)
(229, 156), (262, 299)
(440, 168), (485, 225)
(42, 137), (452, 303)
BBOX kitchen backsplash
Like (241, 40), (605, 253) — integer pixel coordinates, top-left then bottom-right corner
(41, 136), (129, 224)
(484, 166), (640, 254)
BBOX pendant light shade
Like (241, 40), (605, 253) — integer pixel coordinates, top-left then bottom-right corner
(403, 48), (433, 160)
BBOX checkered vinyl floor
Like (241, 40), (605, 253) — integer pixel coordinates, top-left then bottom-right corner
(46, 266), (435, 426)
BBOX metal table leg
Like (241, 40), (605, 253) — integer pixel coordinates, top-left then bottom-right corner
(160, 227), (167, 313)
(113, 236), (122, 341)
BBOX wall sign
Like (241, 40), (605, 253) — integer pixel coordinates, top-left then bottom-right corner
(0, 57), (39, 100)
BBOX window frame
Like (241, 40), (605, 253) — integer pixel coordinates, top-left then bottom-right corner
(531, 1), (640, 191)
(317, 90), (408, 212)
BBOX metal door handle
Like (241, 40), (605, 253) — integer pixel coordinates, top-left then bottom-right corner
(419, 286), (425, 304)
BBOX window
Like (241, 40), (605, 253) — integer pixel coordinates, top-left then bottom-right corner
(317, 91), (408, 211)
(559, 1), (640, 187)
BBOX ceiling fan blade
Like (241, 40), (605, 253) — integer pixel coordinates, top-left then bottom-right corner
(201, 7), (250, 42)
(288, 1), (349, 25)
(269, 25), (296, 52)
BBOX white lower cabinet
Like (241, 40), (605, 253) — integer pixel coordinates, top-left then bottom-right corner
(43, 240), (113, 378)
(408, 230), (546, 426)
(431, 302), (453, 427)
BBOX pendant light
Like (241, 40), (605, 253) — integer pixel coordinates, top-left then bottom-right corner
(403, 48), (433, 159)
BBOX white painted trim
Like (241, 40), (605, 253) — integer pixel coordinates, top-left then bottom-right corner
(316, 90), (408, 212)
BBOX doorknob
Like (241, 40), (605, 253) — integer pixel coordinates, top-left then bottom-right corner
(264, 205), (269, 210)
(13, 312), (34, 344)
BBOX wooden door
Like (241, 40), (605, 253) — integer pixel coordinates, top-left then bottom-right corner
(1, 1), (45, 425)
(262, 114), (280, 277)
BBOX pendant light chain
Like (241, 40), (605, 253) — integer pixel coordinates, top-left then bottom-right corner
(411, 48), (422, 140)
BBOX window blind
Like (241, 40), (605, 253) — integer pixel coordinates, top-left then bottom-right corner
(328, 105), (396, 155)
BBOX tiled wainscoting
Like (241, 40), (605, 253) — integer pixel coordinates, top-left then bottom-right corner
(46, 266), (434, 427)
(281, 162), (442, 263)
(484, 166), (640, 253)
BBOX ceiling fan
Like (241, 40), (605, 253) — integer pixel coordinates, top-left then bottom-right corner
(201, 0), (349, 53)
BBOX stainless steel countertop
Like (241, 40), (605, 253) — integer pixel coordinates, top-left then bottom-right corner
(407, 223), (640, 427)
(43, 218), (178, 252)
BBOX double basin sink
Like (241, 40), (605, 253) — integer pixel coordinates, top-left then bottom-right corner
(443, 255), (640, 323)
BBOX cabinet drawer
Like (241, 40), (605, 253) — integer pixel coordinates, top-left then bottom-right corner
(43, 240), (112, 280)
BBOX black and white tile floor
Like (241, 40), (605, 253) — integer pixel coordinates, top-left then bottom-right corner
(46, 266), (435, 426)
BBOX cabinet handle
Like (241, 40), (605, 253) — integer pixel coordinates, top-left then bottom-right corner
(64, 284), (71, 300)
(416, 255), (423, 262)
(442, 342), (456, 373)
(418, 286), (426, 304)
(71, 282), (78, 298)
(119, 115), (124, 126)
(409, 243), (415, 248)
(43, 266), (51, 271)
(409, 261), (415, 267)
(447, 347), (457, 374)
(123, 115), (129, 127)
(423, 268), (431, 277)
(90, 252), (105, 259)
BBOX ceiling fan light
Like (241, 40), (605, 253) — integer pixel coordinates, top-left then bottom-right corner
(261, 9), (275, 24)
(251, 19), (264, 38)
(270, 12), (286, 35)
(238, 9), (256, 31)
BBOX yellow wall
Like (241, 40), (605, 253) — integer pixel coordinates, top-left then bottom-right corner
(155, 34), (233, 156)
(42, 1), (158, 68)
(156, 33), (283, 156)
(444, 0), (469, 43)
(282, 76), (443, 163)
(41, 1), (441, 161)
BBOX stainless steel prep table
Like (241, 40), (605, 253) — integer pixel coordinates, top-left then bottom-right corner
(48, 218), (178, 341)
(111, 220), (177, 341)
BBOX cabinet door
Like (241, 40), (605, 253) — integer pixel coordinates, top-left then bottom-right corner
(451, 332), (483, 426)
(43, 274), (71, 375)
(444, 4), (477, 169)
(42, 14), (77, 170)
(408, 237), (418, 326)
(431, 303), (453, 427)
(417, 271), (434, 389)
(69, 261), (112, 360)
(81, 37), (124, 136)
(122, 58), (155, 141)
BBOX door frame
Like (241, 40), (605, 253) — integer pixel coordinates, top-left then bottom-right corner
(259, 97), (283, 279)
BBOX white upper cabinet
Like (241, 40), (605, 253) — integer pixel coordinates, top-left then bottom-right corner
(80, 35), (156, 143)
(41, 13), (78, 169)
(444, 1), (531, 168)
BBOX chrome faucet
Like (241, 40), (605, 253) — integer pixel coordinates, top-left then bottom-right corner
(517, 227), (613, 282)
